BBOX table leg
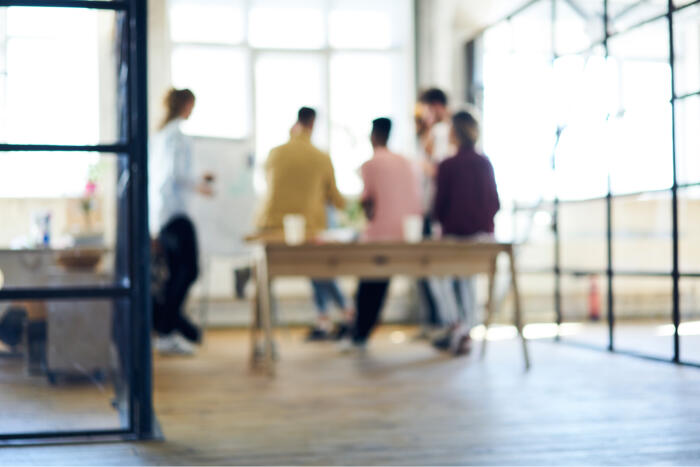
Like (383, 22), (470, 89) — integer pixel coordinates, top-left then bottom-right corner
(509, 249), (530, 370)
(480, 257), (497, 360)
(249, 265), (261, 369)
(255, 252), (275, 376)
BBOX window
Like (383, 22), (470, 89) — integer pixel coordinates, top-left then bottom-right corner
(254, 53), (327, 189)
(167, 0), (414, 195)
(0, 7), (118, 197)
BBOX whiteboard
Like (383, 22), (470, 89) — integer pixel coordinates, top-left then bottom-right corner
(187, 137), (257, 257)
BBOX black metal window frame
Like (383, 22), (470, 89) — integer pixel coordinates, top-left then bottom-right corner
(474, 0), (700, 367)
(0, 0), (153, 442)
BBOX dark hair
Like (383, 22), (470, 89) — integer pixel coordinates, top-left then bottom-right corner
(419, 88), (448, 106)
(371, 117), (392, 146)
(452, 111), (479, 148)
(161, 88), (195, 129)
(297, 107), (317, 127)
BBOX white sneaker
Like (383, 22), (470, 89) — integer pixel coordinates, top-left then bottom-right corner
(338, 338), (367, 355)
(155, 334), (195, 356)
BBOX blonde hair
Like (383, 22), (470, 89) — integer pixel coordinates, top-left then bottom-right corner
(160, 88), (195, 129)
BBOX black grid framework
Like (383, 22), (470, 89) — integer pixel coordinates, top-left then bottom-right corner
(472, 0), (700, 366)
(0, 0), (153, 442)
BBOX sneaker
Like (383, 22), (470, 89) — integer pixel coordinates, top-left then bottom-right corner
(338, 338), (367, 355)
(155, 334), (195, 356)
(330, 323), (351, 341)
(305, 327), (330, 342)
(431, 328), (453, 352)
(452, 332), (472, 357)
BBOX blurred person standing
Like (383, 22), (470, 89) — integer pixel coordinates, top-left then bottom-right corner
(150, 88), (215, 355)
(416, 88), (458, 337)
(343, 118), (423, 352)
(432, 110), (500, 355)
(257, 107), (351, 340)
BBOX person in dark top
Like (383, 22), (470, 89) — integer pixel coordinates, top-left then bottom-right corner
(434, 111), (500, 236)
(432, 110), (500, 356)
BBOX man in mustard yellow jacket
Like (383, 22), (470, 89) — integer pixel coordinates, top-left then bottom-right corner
(257, 107), (345, 234)
(256, 107), (350, 341)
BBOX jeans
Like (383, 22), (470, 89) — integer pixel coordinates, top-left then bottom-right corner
(311, 280), (347, 315)
(433, 276), (477, 329)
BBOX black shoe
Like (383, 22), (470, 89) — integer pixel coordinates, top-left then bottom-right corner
(0, 308), (27, 349)
(330, 323), (351, 341)
(234, 267), (252, 299)
(305, 327), (330, 342)
(431, 334), (451, 352)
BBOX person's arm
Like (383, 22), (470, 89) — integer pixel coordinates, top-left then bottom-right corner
(173, 133), (213, 196)
(171, 133), (196, 191)
(360, 162), (375, 220)
(433, 161), (449, 223)
(324, 155), (346, 210)
(484, 159), (500, 218)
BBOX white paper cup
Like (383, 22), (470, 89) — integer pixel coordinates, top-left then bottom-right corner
(283, 214), (306, 246)
(403, 215), (423, 244)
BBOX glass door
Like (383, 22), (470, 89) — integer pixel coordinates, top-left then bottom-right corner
(0, 0), (152, 442)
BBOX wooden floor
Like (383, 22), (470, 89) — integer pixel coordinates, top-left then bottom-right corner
(2, 326), (700, 465)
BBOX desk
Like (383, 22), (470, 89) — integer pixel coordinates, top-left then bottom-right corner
(249, 240), (529, 374)
(0, 248), (114, 379)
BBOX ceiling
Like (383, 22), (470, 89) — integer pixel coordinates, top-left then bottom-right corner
(452, 0), (529, 36)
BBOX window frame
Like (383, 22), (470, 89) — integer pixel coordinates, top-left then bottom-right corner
(165, 0), (416, 195)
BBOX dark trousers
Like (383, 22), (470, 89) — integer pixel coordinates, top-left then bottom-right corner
(153, 215), (201, 342)
(352, 280), (390, 343)
(418, 216), (442, 326)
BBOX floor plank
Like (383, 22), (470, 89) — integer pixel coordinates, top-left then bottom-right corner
(1, 326), (700, 465)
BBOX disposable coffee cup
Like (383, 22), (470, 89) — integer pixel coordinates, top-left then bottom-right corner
(403, 215), (423, 244)
(283, 214), (306, 246)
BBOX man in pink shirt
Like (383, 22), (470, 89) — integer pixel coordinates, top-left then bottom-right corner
(347, 118), (422, 350)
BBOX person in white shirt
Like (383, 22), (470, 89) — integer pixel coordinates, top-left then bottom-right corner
(149, 88), (214, 355)
(416, 88), (464, 344)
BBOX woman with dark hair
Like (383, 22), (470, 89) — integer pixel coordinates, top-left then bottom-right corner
(433, 110), (500, 356)
(149, 88), (215, 355)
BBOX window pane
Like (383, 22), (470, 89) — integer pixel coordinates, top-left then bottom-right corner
(612, 192), (672, 273)
(330, 52), (408, 194)
(171, 46), (250, 139)
(248, 0), (325, 50)
(680, 278), (700, 365)
(328, 0), (408, 49)
(254, 53), (327, 189)
(1, 7), (121, 145)
(613, 276), (673, 360)
(0, 153), (128, 288)
(608, 19), (673, 195)
(483, 52), (556, 204)
(560, 199), (607, 270)
(554, 0), (604, 55)
(169, 0), (245, 44)
(553, 51), (614, 200)
(678, 186), (700, 273)
(608, 0), (668, 34)
(559, 274), (610, 349)
(674, 4), (700, 97)
(675, 95), (700, 185)
(512, 204), (555, 271)
(518, 273), (556, 324)
(0, 298), (129, 434)
(511, 0), (551, 55)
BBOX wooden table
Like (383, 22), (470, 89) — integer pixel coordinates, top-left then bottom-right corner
(248, 239), (529, 374)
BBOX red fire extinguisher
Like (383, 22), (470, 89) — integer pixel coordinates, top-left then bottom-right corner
(588, 275), (601, 321)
